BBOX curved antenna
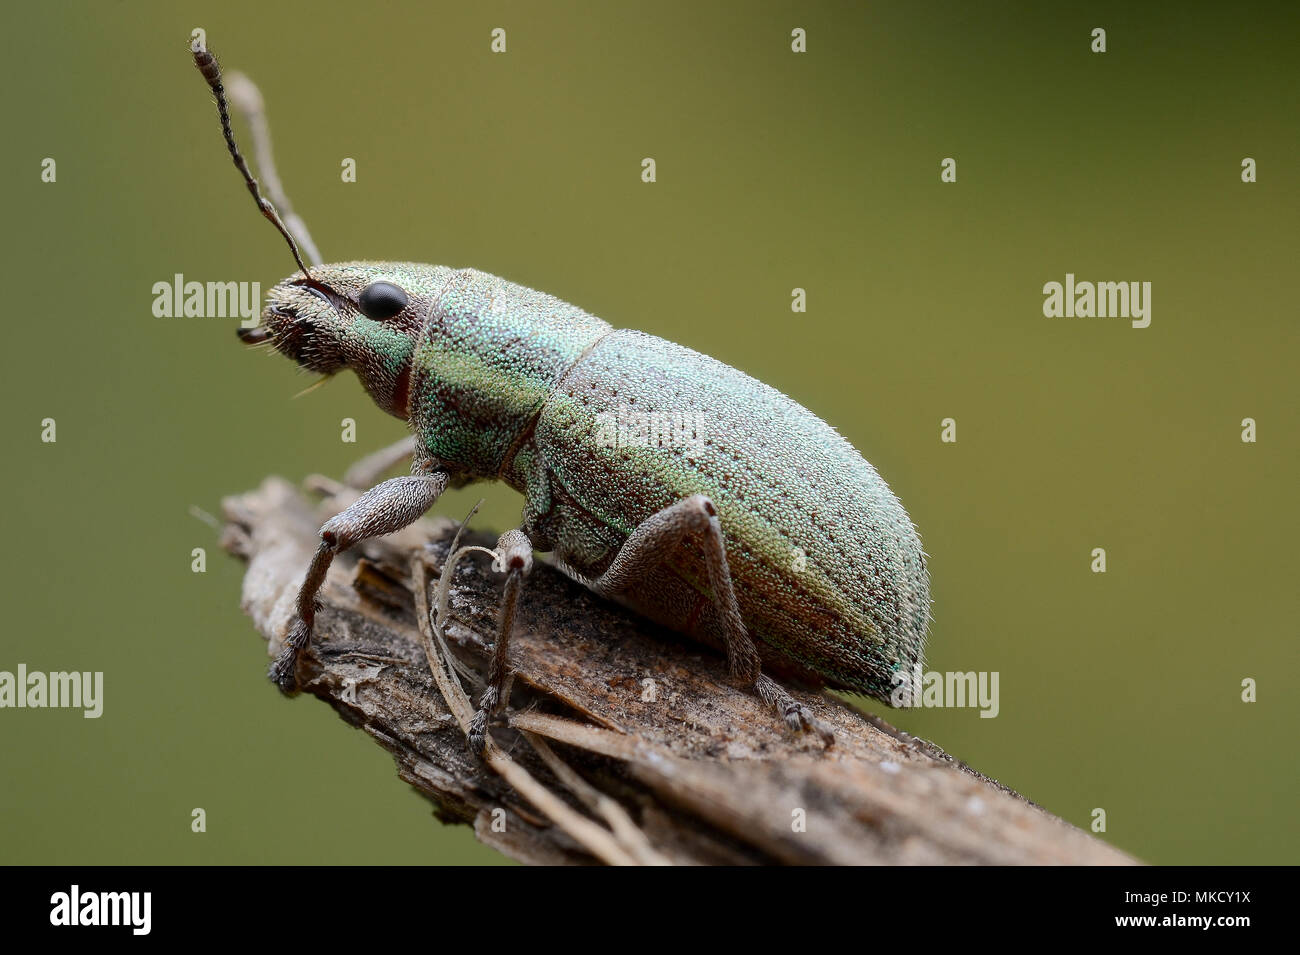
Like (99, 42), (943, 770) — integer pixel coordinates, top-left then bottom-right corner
(193, 46), (314, 280)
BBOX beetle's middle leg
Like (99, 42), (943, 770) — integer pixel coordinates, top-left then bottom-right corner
(592, 495), (834, 745)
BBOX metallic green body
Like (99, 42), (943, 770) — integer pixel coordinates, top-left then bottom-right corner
(262, 263), (930, 702)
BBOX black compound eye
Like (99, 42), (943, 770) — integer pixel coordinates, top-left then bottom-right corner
(357, 281), (409, 320)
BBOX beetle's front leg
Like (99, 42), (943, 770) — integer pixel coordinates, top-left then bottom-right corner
(592, 495), (835, 745)
(270, 471), (449, 692)
(467, 529), (534, 754)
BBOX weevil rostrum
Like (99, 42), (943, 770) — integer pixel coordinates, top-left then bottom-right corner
(194, 47), (930, 751)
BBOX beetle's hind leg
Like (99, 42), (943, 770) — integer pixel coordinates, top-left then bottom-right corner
(591, 495), (834, 746)
(753, 673), (833, 741)
(467, 529), (533, 754)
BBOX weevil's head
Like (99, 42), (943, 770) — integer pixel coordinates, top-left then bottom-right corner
(242, 262), (454, 417)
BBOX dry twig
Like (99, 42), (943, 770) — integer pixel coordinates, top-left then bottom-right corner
(220, 476), (1137, 866)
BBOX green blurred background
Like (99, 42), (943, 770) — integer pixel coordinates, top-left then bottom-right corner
(1, 1), (1295, 865)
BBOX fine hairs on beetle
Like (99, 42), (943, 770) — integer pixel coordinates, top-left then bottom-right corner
(194, 41), (931, 752)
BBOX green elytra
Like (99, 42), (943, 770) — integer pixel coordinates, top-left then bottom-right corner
(260, 262), (931, 701)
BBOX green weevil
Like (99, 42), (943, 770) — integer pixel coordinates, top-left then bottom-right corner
(194, 46), (930, 751)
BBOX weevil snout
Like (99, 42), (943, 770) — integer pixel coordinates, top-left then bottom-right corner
(236, 326), (271, 344)
(255, 277), (351, 374)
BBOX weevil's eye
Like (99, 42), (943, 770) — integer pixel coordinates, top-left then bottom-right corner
(357, 281), (409, 320)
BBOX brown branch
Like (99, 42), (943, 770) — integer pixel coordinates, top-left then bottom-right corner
(220, 476), (1138, 866)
